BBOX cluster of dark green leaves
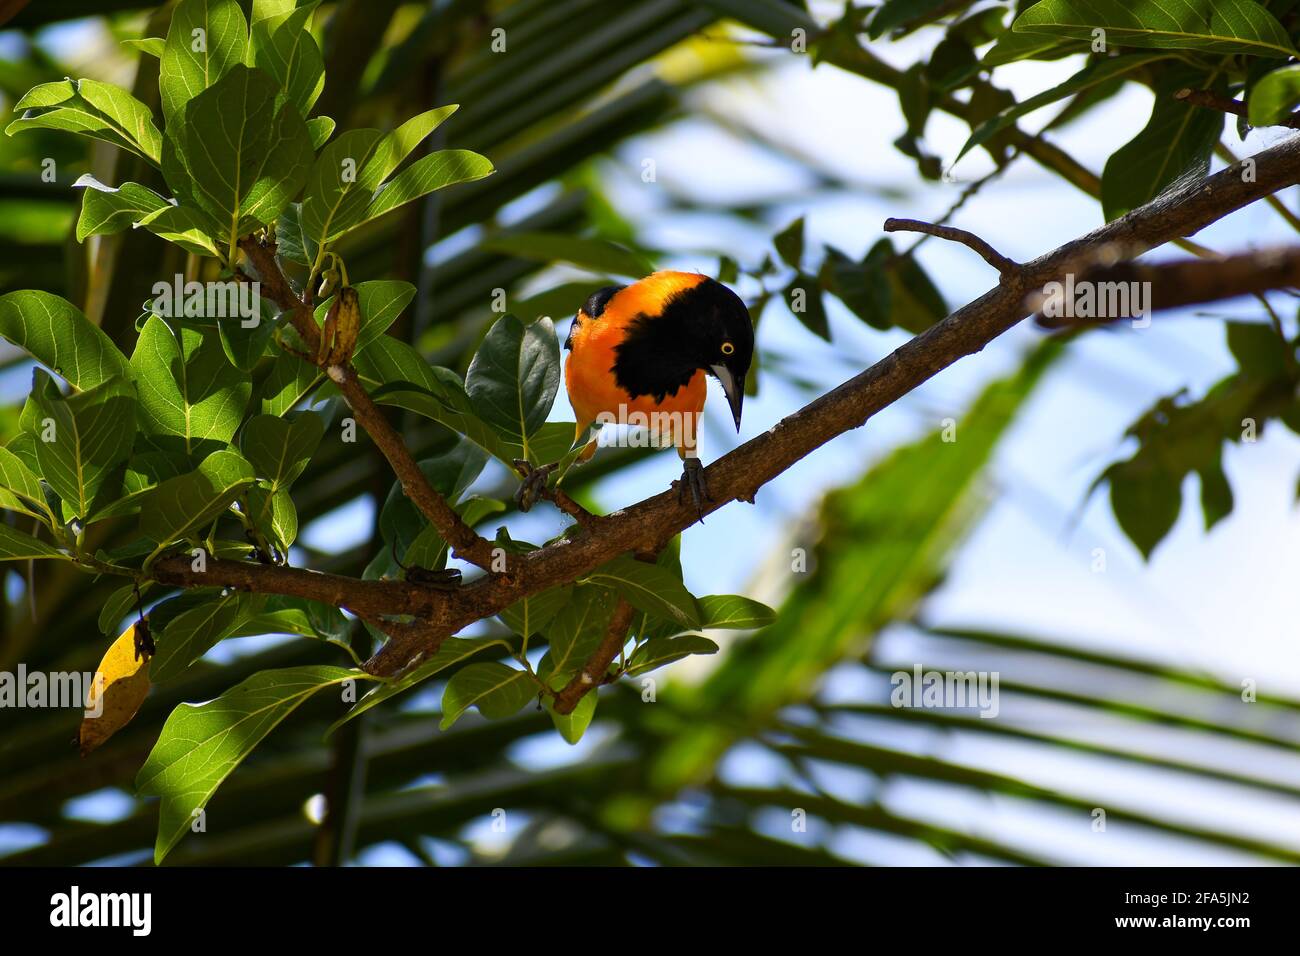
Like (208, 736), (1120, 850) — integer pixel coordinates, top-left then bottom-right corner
(844, 1), (1300, 218)
(0, 0), (780, 863)
(0, 0), (488, 601)
(341, 539), (776, 748)
(1100, 320), (1300, 557)
(727, 214), (948, 347)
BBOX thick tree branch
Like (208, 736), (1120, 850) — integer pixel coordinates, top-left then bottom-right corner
(237, 235), (496, 571)
(551, 597), (636, 715)
(194, 138), (1300, 698)
(362, 134), (1300, 676)
(151, 555), (442, 620)
(1033, 245), (1300, 328)
(324, 364), (498, 568)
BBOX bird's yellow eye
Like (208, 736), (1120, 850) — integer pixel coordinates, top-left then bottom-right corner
(721, 341), (735, 355)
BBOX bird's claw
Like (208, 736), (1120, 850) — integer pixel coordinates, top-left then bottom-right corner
(513, 459), (557, 513)
(404, 566), (462, 591)
(677, 456), (712, 520)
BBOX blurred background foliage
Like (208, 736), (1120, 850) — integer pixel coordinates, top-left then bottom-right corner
(4, 0), (1300, 866)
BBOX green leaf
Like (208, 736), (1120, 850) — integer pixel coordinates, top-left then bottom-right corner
(0, 290), (130, 390)
(869, 0), (953, 39)
(130, 318), (252, 464)
(150, 590), (248, 683)
(983, 29), (1083, 67)
(98, 582), (145, 635)
(141, 447), (255, 548)
(240, 411), (324, 488)
(1100, 71), (1223, 222)
(926, 36), (978, 92)
(773, 216), (805, 270)
(0, 523), (65, 561)
(1198, 458), (1234, 530)
(274, 202), (316, 266)
(482, 232), (653, 277)
(587, 553), (701, 629)
(249, 0), (324, 117)
(698, 594), (776, 629)
(218, 304), (279, 371)
(246, 484), (298, 552)
(133, 204), (223, 257)
(465, 314), (560, 445)
(401, 495), (505, 570)
(883, 240), (948, 334)
(0, 446), (50, 520)
(32, 371), (136, 521)
(500, 583), (573, 638)
(545, 692), (597, 744)
(298, 106), (464, 253)
(328, 636), (510, 734)
(360, 149), (494, 225)
(1108, 459), (1182, 559)
(259, 351), (322, 416)
(1012, 0), (1296, 58)
(6, 78), (163, 164)
(439, 662), (536, 729)
(1249, 64), (1300, 126)
(299, 128), (384, 254)
(359, 105), (459, 188)
(543, 585), (618, 682)
(306, 115), (334, 148)
(958, 54), (1168, 162)
(136, 664), (362, 863)
(824, 244), (891, 330)
(784, 274), (829, 340)
(163, 64), (314, 261)
(626, 634), (719, 677)
(1227, 320), (1288, 379)
(358, 343), (522, 464)
(232, 594), (349, 644)
(159, 0), (249, 128)
(73, 176), (170, 241)
(124, 37), (165, 58)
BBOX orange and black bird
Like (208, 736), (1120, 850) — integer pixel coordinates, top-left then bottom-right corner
(562, 270), (754, 515)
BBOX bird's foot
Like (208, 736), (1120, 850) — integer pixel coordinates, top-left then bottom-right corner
(676, 456), (713, 521)
(512, 459), (557, 513)
(404, 566), (462, 591)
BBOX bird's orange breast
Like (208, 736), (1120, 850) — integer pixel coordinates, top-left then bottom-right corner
(565, 271), (709, 450)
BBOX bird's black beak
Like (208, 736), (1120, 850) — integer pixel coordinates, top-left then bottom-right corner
(710, 364), (744, 431)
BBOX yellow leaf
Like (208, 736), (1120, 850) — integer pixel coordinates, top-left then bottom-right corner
(79, 621), (152, 756)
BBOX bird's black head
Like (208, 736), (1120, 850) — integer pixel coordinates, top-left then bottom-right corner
(612, 275), (755, 430)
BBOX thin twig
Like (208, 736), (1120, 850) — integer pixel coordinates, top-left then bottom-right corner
(1176, 87), (1300, 130)
(883, 217), (1020, 277)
